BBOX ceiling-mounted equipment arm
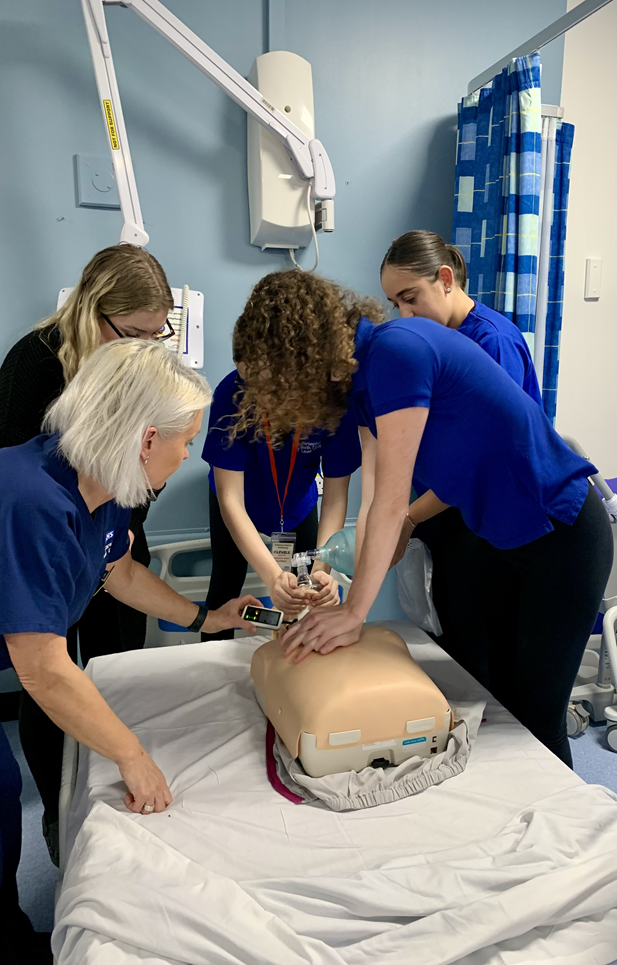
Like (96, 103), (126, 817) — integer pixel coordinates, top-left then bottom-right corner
(82, 0), (149, 244)
(82, 0), (335, 247)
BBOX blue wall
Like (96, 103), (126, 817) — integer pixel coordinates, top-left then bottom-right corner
(0, 0), (566, 620)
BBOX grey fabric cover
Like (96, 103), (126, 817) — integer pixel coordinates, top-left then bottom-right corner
(272, 698), (486, 810)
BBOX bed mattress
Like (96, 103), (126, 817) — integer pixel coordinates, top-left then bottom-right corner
(54, 620), (617, 965)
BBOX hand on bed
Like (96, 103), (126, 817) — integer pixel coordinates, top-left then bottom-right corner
(280, 603), (363, 663)
(306, 569), (340, 607)
(269, 571), (313, 615)
(119, 746), (173, 815)
(205, 595), (263, 633)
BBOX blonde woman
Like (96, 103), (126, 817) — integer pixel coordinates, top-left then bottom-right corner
(0, 340), (260, 896)
(0, 245), (178, 859)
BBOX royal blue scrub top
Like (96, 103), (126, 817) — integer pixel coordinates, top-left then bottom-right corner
(352, 316), (595, 550)
(458, 301), (542, 404)
(0, 434), (131, 670)
(202, 371), (361, 534)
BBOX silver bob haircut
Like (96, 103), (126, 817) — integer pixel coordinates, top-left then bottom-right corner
(44, 339), (212, 508)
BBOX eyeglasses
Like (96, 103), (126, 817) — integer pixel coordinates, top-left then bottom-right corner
(100, 312), (175, 342)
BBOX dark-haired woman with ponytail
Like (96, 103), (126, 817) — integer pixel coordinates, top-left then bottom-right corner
(380, 231), (542, 402)
(378, 231), (544, 679)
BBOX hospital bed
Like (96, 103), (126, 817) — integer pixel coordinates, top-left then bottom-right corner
(53, 621), (617, 965)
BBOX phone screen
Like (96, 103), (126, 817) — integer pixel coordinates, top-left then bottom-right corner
(243, 605), (281, 627)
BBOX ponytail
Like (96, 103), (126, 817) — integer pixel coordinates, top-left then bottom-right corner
(381, 231), (467, 289)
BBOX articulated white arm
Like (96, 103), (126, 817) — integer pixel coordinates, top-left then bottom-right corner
(82, 0), (149, 245)
(83, 0), (335, 247)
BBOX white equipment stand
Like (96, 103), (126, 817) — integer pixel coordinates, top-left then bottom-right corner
(81, 0), (336, 249)
(562, 436), (617, 748)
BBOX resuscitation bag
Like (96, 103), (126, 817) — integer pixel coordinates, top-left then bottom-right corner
(395, 538), (442, 636)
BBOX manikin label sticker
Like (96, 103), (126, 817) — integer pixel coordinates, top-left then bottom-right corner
(403, 737), (427, 746)
(362, 739), (397, 751)
(103, 100), (120, 150)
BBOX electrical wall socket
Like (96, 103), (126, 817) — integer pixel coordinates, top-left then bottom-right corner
(74, 154), (121, 209)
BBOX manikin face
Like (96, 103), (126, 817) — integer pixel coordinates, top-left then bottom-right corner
(141, 411), (203, 490)
(99, 308), (171, 343)
(381, 264), (454, 326)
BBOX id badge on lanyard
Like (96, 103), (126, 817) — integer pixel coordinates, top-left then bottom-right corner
(270, 531), (296, 572)
(263, 416), (302, 572)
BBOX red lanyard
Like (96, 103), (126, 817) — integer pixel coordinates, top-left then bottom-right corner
(263, 415), (302, 531)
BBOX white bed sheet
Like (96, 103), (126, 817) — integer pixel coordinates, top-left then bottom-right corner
(54, 621), (617, 965)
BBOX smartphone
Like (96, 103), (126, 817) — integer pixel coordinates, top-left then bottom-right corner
(241, 604), (284, 631)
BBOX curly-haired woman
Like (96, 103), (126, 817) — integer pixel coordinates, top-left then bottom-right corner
(232, 269), (612, 768)
(200, 277), (382, 630)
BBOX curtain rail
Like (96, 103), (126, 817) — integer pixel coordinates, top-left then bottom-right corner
(468, 0), (613, 94)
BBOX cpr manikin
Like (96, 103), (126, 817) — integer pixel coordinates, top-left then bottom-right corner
(251, 625), (452, 778)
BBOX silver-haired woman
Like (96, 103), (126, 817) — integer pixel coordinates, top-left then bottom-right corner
(0, 340), (260, 867)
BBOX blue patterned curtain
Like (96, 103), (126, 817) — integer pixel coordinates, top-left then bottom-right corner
(538, 121), (574, 422)
(452, 53), (542, 361)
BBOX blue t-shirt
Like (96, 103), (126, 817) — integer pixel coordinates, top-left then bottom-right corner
(0, 434), (131, 670)
(458, 301), (542, 405)
(352, 316), (594, 550)
(202, 371), (361, 534)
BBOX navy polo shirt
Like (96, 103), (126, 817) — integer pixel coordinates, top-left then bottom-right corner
(202, 371), (361, 534)
(352, 316), (594, 550)
(0, 434), (131, 671)
(458, 301), (542, 404)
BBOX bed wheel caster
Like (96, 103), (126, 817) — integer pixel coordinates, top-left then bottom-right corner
(606, 724), (617, 752)
(566, 702), (590, 738)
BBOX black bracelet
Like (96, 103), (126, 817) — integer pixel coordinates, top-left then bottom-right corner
(187, 603), (208, 633)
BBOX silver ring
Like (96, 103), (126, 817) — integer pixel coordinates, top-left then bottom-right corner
(142, 804), (155, 813)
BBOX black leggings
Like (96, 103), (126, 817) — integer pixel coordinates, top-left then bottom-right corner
(18, 520), (151, 824)
(203, 488), (319, 641)
(421, 486), (613, 767)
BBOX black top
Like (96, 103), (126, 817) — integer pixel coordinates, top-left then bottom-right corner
(0, 328), (153, 533)
(0, 329), (64, 448)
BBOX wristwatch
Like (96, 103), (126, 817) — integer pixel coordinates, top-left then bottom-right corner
(187, 602), (209, 633)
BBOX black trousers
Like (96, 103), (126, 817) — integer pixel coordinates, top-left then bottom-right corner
(414, 508), (489, 680)
(202, 488), (319, 641)
(419, 486), (613, 767)
(18, 516), (151, 825)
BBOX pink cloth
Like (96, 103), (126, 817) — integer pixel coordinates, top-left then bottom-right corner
(265, 721), (303, 804)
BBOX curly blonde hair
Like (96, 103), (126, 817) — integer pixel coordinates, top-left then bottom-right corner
(35, 245), (173, 383)
(231, 270), (384, 444)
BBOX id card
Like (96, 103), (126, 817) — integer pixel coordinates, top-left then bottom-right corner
(270, 531), (296, 572)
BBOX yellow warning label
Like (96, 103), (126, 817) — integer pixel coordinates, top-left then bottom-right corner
(103, 99), (120, 150)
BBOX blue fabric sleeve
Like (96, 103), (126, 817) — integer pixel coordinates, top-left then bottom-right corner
(0, 503), (86, 637)
(107, 513), (131, 563)
(352, 396), (370, 429)
(201, 381), (249, 472)
(477, 333), (526, 388)
(367, 327), (437, 417)
(321, 408), (361, 477)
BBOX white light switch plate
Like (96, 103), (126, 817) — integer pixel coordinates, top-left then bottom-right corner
(584, 258), (602, 300)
